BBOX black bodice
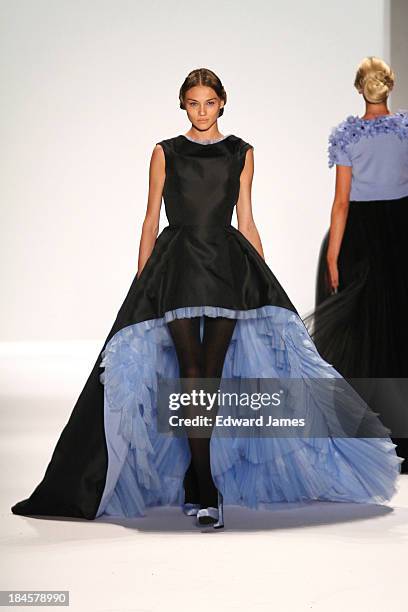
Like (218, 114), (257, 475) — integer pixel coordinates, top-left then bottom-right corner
(156, 135), (253, 227)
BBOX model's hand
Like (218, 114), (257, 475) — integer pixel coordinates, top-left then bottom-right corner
(326, 257), (339, 293)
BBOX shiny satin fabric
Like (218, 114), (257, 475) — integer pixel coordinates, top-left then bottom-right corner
(11, 133), (299, 519)
(160, 135), (250, 227)
(122, 135), (297, 322)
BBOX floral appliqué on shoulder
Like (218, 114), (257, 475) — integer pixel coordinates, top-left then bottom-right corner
(328, 109), (408, 167)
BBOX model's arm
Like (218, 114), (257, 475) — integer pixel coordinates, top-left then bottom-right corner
(236, 148), (265, 259)
(136, 144), (166, 279)
(326, 165), (352, 290)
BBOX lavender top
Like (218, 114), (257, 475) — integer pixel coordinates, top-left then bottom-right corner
(328, 109), (408, 201)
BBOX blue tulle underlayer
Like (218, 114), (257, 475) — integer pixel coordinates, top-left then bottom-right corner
(95, 305), (402, 518)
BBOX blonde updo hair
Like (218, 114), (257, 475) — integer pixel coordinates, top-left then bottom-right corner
(354, 56), (395, 103)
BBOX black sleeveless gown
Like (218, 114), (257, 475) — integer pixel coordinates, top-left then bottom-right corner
(11, 134), (402, 520)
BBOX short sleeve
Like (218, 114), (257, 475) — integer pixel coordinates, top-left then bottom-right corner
(328, 125), (352, 168)
(241, 141), (254, 154)
(238, 140), (253, 174)
(156, 140), (167, 153)
(238, 140), (254, 163)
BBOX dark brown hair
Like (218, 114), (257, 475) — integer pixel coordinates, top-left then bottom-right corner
(179, 68), (227, 117)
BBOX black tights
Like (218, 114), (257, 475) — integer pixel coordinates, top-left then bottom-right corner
(167, 315), (237, 508)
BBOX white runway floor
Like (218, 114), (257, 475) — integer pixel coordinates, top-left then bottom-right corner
(1, 343), (407, 612)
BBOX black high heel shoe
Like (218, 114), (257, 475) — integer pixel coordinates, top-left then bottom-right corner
(196, 490), (224, 529)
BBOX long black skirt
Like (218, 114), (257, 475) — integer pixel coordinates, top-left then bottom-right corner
(304, 194), (408, 466)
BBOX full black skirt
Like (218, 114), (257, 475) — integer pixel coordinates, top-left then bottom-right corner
(305, 195), (408, 464)
(11, 224), (403, 519)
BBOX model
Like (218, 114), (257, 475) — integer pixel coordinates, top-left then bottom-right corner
(304, 57), (408, 472)
(12, 67), (403, 530)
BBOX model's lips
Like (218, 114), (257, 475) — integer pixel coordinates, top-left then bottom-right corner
(198, 119), (208, 122)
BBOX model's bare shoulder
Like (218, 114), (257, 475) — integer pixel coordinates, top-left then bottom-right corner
(153, 142), (165, 156)
(149, 143), (166, 180)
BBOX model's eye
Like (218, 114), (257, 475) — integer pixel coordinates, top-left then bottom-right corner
(207, 101), (215, 105)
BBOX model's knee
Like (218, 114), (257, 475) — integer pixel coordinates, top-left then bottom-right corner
(202, 362), (224, 378)
(180, 363), (203, 378)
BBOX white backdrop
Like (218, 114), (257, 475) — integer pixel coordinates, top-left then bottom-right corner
(1, 0), (392, 341)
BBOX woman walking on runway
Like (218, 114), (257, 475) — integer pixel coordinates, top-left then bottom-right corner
(12, 67), (403, 529)
(305, 56), (408, 471)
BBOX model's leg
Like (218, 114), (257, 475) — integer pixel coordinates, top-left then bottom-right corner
(167, 316), (203, 505)
(202, 315), (237, 378)
(199, 315), (237, 507)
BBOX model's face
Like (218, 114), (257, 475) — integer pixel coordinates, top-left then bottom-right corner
(184, 86), (224, 131)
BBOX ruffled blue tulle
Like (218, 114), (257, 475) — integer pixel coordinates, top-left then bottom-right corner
(95, 305), (402, 518)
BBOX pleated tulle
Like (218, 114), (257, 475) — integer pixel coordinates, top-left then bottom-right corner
(304, 196), (408, 378)
(95, 305), (402, 518)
